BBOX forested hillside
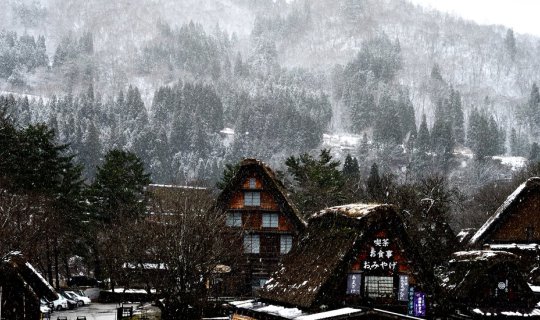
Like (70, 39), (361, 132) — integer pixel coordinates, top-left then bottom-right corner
(2, 0), (540, 228)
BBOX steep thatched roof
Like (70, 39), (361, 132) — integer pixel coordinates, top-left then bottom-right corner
(469, 177), (540, 247)
(259, 203), (432, 310)
(1, 252), (58, 301)
(217, 158), (306, 230)
(437, 250), (536, 308)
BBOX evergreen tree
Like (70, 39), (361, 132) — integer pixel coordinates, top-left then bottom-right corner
(343, 154), (362, 201)
(285, 149), (346, 217)
(417, 114), (430, 152)
(505, 28), (516, 61)
(88, 149), (151, 224)
(366, 163), (383, 201)
(451, 89), (465, 145)
(530, 142), (540, 162)
(528, 83), (540, 138)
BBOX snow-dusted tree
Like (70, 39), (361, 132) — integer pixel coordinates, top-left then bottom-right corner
(285, 149), (346, 217)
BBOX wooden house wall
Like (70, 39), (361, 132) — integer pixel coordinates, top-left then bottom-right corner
(228, 191), (279, 211)
(222, 172), (300, 296)
(491, 193), (540, 242)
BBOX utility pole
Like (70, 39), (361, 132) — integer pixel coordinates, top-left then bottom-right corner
(0, 286), (2, 320)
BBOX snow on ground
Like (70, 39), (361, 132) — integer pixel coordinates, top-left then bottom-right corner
(322, 133), (362, 150)
(492, 156), (528, 171)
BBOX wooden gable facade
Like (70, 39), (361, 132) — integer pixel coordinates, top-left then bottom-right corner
(217, 158), (306, 296)
(469, 177), (540, 247)
(260, 204), (435, 317)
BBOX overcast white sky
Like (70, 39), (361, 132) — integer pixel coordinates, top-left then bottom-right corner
(408, 0), (540, 36)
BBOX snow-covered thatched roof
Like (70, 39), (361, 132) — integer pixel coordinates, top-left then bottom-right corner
(437, 250), (537, 310)
(468, 177), (540, 247)
(259, 203), (433, 310)
(1, 252), (58, 301)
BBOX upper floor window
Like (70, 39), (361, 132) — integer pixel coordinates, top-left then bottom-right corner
(226, 212), (242, 227)
(244, 192), (261, 206)
(249, 178), (257, 189)
(262, 213), (279, 228)
(244, 234), (260, 254)
(280, 234), (293, 254)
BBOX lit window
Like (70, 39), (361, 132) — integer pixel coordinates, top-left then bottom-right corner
(244, 192), (261, 206)
(244, 234), (260, 254)
(280, 235), (293, 254)
(365, 276), (394, 298)
(249, 178), (256, 188)
(226, 212), (242, 227)
(262, 213), (279, 228)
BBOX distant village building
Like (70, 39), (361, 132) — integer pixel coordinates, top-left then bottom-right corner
(0, 252), (58, 320)
(256, 204), (435, 317)
(437, 250), (539, 318)
(468, 177), (540, 285)
(216, 159), (306, 296)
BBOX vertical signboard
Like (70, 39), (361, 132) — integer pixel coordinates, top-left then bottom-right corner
(413, 292), (426, 317)
(398, 275), (409, 301)
(346, 273), (361, 295)
(407, 287), (415, 316)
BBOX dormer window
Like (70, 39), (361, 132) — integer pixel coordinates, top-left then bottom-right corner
(244, 191), (260, 206)
(249, 178), (256, 189)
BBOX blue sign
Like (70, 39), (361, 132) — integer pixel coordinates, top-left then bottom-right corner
(407, 287), (415, 316)
(346, 273), (361, 295)
(413, 292), (426, 317)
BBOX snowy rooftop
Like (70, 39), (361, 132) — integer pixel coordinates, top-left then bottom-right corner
(472, 308), (540, 317)
(311, 203), (391, 220)
(450, 250), (517, 263)
(147, 184), (207, 190)
(231, 300), (368, 320)
(25, 261), (57, 294)
(488, 243), (540, 251)
(492, 156), (528, 171)
(469, 178), (540, 246)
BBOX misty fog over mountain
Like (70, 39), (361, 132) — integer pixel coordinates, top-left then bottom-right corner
(2, 0), (540, 229)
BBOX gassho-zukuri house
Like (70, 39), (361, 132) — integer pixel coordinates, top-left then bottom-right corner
(230, 203), (436, 319)
(216, 158), (307, 296)
(437, 250), (540, 318)
(468, 177), (540, 287)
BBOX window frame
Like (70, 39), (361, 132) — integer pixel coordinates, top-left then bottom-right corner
(243, 234), (260, 254)
(244, 191), (261, 207)
(262, 213), (279, 228)
(364, 276), (394, 298)
(249, 178), (257, 189)
(280, 234), (293, 254)
(226, 212), (242, 227)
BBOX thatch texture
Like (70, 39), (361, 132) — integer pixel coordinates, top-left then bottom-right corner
(260, 204), (432, 310)
(438, 250), (536, 308)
